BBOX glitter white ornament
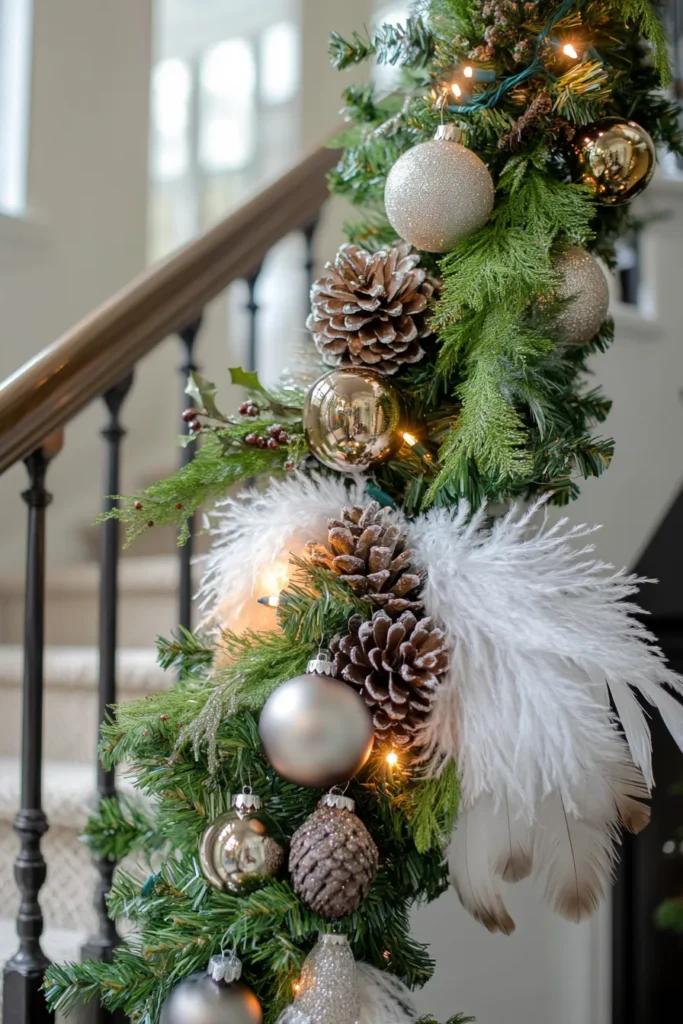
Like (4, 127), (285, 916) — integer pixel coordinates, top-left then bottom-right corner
(553, 245), (610, 345)
(277, 934), (359, 1024)
(384, 125), (495, 253)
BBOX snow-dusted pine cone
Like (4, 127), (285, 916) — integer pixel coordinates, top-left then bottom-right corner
(305, 501), (422, 616)
(330, 609), (449, 749)
(306, 242), (440, 376)
(289, 799), (378, 919)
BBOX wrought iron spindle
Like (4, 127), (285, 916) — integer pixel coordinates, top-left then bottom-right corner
(244, 265), (263, 373)
(178, 317), (203, 631)
(79, 374), (134, 1024)
(302, 215), (320, 301)
(3, 432), (63, 1024)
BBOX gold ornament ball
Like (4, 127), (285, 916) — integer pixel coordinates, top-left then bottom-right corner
(199, 791), (284, 893)
(303, 366), (403, 473)
(570, 118), (655, 206)
(552, 245), (610, 346)
(384, 126), (495, 253)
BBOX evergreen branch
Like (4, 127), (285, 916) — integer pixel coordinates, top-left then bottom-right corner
(329, 17), (435, 70)
(615, 1), (672, 84)
(156, 627), (215, 673)
(407, 762), (460, 854)
(277, 556), (372, 646)
(82, 795), (159, 863)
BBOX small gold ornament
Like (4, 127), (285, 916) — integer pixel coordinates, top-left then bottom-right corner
(199, 789), (284, 892)
(384, 125), (495, 253)
(303, 367), (403, 473)
(570, 118), (655, 206)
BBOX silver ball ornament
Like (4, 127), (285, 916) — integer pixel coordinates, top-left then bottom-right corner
(552, 245), (610, 346)
(259, 659), (374, 787)
(161, 956), (262, 1024)
(199, 791), (284, 893)
(384, 126), (494, 253)
(303, 366), (403, 473)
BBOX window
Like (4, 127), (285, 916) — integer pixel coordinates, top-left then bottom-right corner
(0, 0), (33, 214)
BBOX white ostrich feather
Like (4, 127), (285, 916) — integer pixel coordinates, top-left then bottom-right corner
(357, 963), (418, 1024)
(407, 500), (683, 816)
(197, 472), (366, 633)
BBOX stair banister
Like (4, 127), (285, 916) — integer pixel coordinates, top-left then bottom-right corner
(0, 140), (337, 1024)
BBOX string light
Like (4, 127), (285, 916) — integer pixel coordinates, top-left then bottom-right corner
(451, 82), (462, 98)
(563, 43), (579, 59)
(463, 65), (473, 79)
(386, 751), (398, 767)
(257, 595), (280, 608)
(292, 981), (301, 995)
(402, 431), (433, 463)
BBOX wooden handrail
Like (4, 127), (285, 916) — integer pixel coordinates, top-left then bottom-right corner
(0, 142), (339, 475)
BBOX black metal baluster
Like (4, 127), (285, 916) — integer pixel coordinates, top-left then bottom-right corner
(244, 265), (263, 373)
(178, 317), (203, 631)
(302, 215), (320, 301)
(3, 431), (63, 1024)
(79, 374), (133, 1024)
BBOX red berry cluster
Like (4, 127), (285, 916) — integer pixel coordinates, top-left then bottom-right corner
(245, 423), (290, 450)
(182, 407), (202, 433)
(239, 401), (260, 417)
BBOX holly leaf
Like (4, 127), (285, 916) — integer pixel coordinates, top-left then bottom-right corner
(185, 372), (225, 421)
(229, 367), (268, 396)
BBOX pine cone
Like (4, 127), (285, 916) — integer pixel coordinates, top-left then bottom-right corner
(306, 242), (439, 376)
(306, 501), (422, 616)
(289, 801), (378, 919)
(330, 609), (449, 749)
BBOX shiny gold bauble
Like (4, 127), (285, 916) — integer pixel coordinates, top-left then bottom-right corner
(570, 118), (655, 206)
(303, 366), (403, 473)
(199, 791), (284, 893)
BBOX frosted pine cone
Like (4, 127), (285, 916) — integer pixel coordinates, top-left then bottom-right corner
(330, 609), (449, 749)
(306, 242), (439, 375)
(289, 799), (378, 919)
(305, 501), (422, 616)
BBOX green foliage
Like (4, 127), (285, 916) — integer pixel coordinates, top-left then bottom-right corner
(655, 896), (683, 934)
(408, 762), (460, 854)
(329, 17), (435, 70)
(82, 795), (159, 863)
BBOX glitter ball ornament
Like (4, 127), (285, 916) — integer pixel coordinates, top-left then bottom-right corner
(303, 366), (403, 473)
(289, 792), (379, 918)
(277, 934), (360, 1024)
(259, 655), (374, 788)
(384, 125), (495, 253)
(552, 245), (610, 346)
(199, 788), (284, 892)
(570, 118), (655, 206)
(161, 953), (262, 1024)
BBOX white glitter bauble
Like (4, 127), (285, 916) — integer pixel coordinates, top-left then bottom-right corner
(277, 934), (359, 1024)
(384, 126), (494, 253)
(553, 245), (610, 345)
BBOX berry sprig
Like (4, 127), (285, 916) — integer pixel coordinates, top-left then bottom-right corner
(244, 424), (291, 450)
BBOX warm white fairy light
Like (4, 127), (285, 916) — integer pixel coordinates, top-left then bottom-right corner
(563, 43), (579, 59)
(386, 751), (399, 766)
(403, 431), (418, 447)
(451, 82), (462, 98)
(463, 65), (474, 78)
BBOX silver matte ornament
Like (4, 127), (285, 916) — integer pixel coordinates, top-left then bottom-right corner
(552, 245), (610, 346)
(384, 125), (495, 253)
(161, 953), (263, 1024)
(303, 366), (403, 473)
(259, 660), (374, 787)
(199, 789), (284, 892)
(277, 934), (360, 1024)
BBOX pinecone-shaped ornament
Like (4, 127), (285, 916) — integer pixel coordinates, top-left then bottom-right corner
(306, 242), (439, 376)
(330, 609), (449, 749)
(305, 501), (422, 616)
(289, 792), (378, 919)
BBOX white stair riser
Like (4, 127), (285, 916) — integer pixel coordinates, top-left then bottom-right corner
(0, 589), (180, 648)
(0, 679), (168, 762)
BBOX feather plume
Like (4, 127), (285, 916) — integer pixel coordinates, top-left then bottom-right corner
(407, 501), (683, 818)
(448, 795), (517, 935)
(357, 962), (418, 1024)
(197, 472), (366, 634)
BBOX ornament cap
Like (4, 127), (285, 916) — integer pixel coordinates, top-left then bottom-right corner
(321, 791), (355, 813)
(307, 653), (336, 677)
(232, 787), (262, 813)
(434, 123), (463, 143)
(208, 952), (243, 984)
(318, 932), (349, 947)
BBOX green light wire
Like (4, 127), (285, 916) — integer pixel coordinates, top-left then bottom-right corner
(448, 0), (578, 114)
